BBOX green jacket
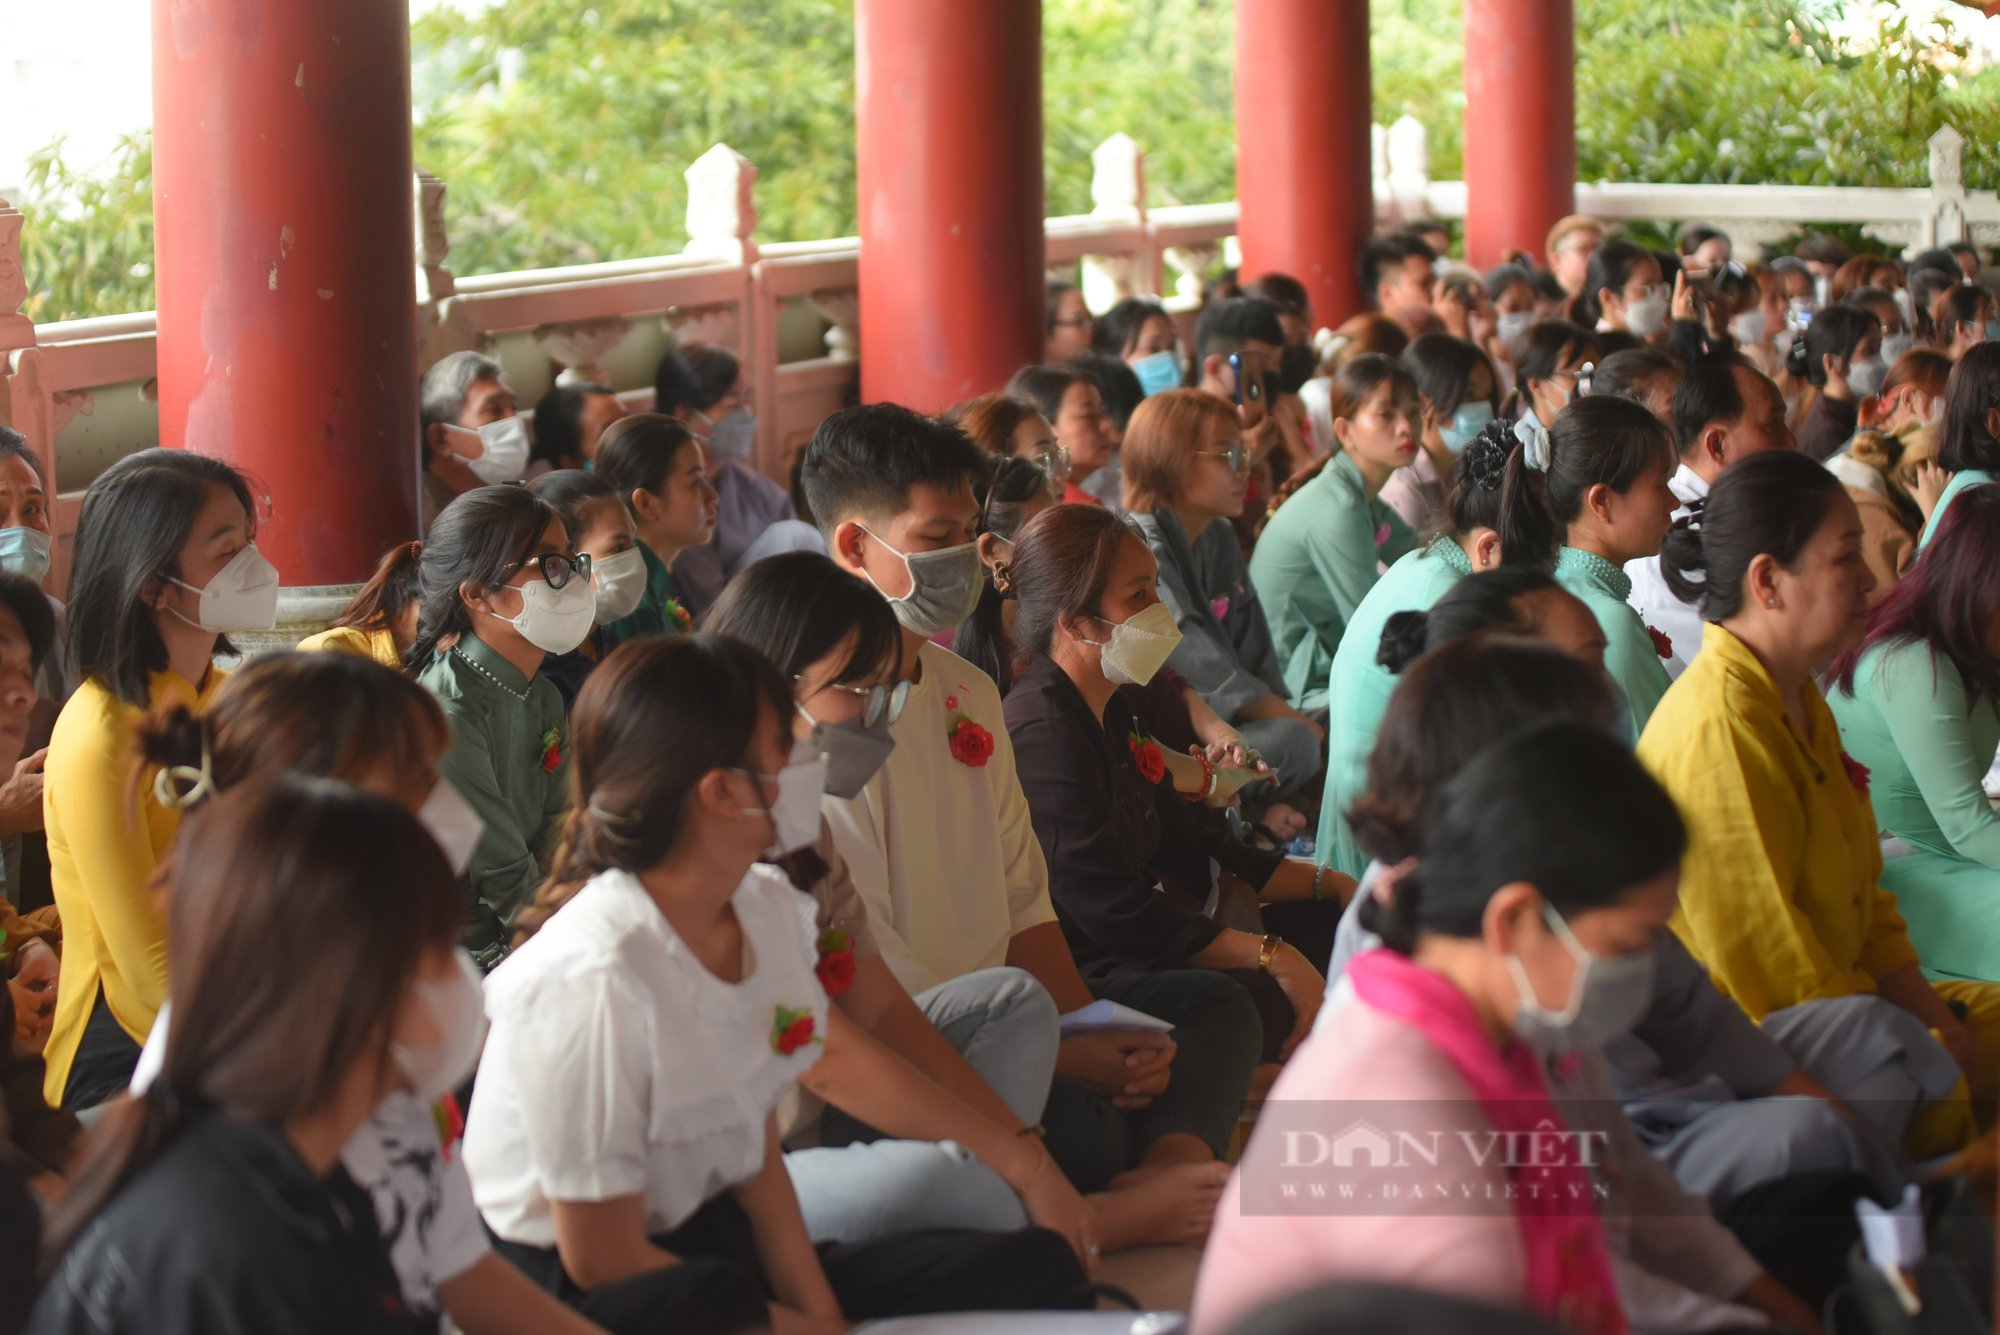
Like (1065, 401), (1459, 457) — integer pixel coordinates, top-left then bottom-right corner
(1828, 638), (2000, 981)
(417, 632), (572, 954)
(1315, 537), (1472, 875)
(1248, 452), (1415, 714)
(1554, 546), (1673, 738)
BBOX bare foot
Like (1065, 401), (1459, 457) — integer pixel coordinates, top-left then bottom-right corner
(1091, 1161), (1231, 1250)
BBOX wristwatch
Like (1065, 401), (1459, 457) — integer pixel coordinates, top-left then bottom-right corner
(1258, 933), (1283, 972)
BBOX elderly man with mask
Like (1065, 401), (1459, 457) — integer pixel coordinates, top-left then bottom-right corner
(419, 351), (531, 530)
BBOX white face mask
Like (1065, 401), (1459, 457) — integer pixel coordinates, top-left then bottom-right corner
(1846, 354), (1888, 398)
(1496, 310), (1535, 346)
(1079, 601), (1182, 686)
(445, 416), (531, 485)
(741, 743), (827, 858)
(590, 546), (649, 623)
(392, 950), (487, 1102)
(168, 543), (280, 634)
(419, 778), (484, 877)
(488, 573), (595, 655)
(1879, 332), (1914, 368)
(1623, 290), (1670, 337)
(1894, 289), (1916, 326)
(1729, 309), (1768, 349)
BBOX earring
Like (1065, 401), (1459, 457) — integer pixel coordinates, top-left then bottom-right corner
(1766, 598), (1778, 609)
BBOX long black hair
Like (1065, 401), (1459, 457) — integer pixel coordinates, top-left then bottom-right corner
(1939, 341), (2000, 475)
(67, 448), (260, 707)
(405, 486), (565, 669)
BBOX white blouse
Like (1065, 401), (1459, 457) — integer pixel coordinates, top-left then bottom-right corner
(464, 863), (828, 1248)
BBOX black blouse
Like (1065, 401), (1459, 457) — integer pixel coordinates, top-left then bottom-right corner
(1004, 653), (1281, 976)
(30, 1115), (423, 1335)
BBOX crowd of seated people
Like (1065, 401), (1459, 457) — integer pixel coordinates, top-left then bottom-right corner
(7, 217), (2000, 1335)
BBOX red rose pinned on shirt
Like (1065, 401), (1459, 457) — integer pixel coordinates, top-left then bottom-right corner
(665, 598), (692, 633)
(430, 1094), (466, 1162)
(1128, 729), (1166, 785)
(1210, 596), (1231, 621)
(1646, 625), (1673, 660)
(1841, 750), (1871, 796)
(815, 928), (856, 998)
(772, 1005), (821, 1056)
(948, 714), (994, 767)
(539, 726), (563, 774)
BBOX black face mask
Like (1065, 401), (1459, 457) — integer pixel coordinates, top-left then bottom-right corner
(1273, 343), (1317, 397)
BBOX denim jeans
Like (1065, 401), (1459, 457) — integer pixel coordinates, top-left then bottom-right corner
(785, 966), (1058, 1244)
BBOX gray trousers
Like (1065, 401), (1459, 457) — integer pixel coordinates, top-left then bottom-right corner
(784, 966), (1057, 1245)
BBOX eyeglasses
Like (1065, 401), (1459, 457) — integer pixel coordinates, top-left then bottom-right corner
(795, 674), (911, 728)
(499, 553), (592, 590)
(1037, 446), (1073, 487)
(1200, 441), (1252, 474)
(1051, 314), (1092, 330)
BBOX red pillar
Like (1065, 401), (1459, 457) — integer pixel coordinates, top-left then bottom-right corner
(1462, 0), (1576, 272)
(1234, 0), (1373, 327)
(856, 0), (1043, 411)
(152, 0), (418, 586)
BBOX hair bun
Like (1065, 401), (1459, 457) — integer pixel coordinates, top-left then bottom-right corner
(1376, 609), (1431, 675)
(1464, 420), (1516, 492)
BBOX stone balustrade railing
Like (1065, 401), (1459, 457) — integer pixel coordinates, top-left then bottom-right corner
(1, 119), (1995, 594)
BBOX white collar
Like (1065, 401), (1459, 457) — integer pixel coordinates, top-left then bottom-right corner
(1670, 462), (1710, 506)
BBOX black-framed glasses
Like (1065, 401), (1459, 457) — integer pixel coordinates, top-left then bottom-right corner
(795, 674), (911, 728)
(500, 553), (592, 590)
(1200, 440), (1252, 475)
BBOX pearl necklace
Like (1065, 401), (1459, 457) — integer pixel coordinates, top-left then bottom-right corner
(452, 645), (531, 702)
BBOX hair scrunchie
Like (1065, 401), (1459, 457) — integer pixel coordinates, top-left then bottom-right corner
(1513, 415), (1552, 473)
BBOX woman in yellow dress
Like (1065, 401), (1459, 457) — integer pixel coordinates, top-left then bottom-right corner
(1638, 449), (2000, 1143)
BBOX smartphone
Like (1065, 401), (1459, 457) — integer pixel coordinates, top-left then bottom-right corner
(1228, 350), (1268, 430)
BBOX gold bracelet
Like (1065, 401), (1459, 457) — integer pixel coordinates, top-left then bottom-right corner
(1259, 932), (1283, 972)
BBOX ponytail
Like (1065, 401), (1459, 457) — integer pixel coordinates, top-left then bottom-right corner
(1358, 869), (1421, 955)
(1441, 417), (1560, 571)
(42, 1084), (191, 1266)
(330, 540), (423, 635)
(1659, 452), (1845, 619)
(1376, 610), (1431, 675)
(1254, 456), (1332, 539)
(1660, 499), (1709, 607)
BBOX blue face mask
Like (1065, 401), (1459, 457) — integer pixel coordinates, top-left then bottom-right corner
(1439, 402), (1496, 455)
(1130, 350), (1183, 398)
(0, 527), (51, 586)
(1986, 320), (2000, 342)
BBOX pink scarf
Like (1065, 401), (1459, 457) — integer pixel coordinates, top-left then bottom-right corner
(1347, 948), (1628, 1335)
